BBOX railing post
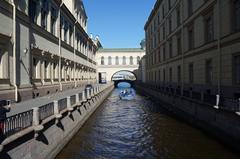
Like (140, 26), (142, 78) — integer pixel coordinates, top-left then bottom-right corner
(76, 93), (79, 104)
(33, 107), (43, 138)
(87, 89), (91, 100)
(82, 90), (87, 102)
(54, 100), (62, 123)
(91, 88), (94, 97)
(214, 94), (220, 109)
(67, 96), (73, 115)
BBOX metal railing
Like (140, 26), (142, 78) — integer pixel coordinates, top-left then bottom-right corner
(58, 98), (67, 112)
(70, 95), (76, 106)
(39, 102), (54, 121)
(3, 110), (33, 137)
(139, 82), (240, 114)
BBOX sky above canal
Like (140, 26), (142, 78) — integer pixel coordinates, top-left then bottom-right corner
(84, 0), (156, 48)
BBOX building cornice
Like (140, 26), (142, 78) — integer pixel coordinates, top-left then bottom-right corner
(144, 0), (162, 30)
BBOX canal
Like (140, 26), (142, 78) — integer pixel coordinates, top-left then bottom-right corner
(56, 88), (240, 159)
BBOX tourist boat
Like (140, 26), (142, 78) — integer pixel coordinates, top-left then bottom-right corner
(119, 89), (135, 100)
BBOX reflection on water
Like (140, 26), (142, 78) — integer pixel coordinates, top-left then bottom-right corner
(56, 89), (239, 159)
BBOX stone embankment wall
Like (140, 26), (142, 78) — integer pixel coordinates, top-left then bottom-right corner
(0, 83), (114, 159)
(136, 85), (240, 151)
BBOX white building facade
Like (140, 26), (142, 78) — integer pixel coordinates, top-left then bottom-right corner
(0, 0), (101, 101)
(97, 47), (145, 82)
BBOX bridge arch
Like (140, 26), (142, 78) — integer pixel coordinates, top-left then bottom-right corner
(111, 70), (137, 88)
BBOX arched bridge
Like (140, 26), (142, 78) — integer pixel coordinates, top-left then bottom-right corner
(112, 79), (136, 88)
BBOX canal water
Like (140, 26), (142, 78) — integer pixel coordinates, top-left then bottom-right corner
(56, 88), (240, 159)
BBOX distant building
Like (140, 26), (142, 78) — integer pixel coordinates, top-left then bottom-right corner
(0, 0), (101, 101)
(96, 41), (145, 82)
(144, 0), (240, 99)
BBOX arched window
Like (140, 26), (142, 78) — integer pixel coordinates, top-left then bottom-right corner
(115, 56), (119, 65)
(137, 56), (141, 64)
(130, 56), (133, 65)
(122, 56), (126, 65)
(108, 56), (112, 65)
(101, 56), (104, 65)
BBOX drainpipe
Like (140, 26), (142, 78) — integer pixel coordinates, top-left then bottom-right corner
(58, 3), (63, 91)
(217, 0), (221, 96)
(11, 0), (18, 102)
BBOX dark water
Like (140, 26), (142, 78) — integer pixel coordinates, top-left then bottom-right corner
(56, 89), (239, 159)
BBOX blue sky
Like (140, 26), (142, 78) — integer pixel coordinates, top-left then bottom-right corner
(84, 0), (156, 48)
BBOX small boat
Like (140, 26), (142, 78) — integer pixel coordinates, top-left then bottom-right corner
(119, 89), (135, 100)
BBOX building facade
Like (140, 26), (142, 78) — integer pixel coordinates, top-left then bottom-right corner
(145, 0), (240, 100)
(0, 0), (101, 102)
(96, 43), (145, 82)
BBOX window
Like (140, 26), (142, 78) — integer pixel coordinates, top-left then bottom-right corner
(189, 63), (194, 84)
(137, 56), (141, 64)
(130, 56), (133, 65)
(177, 7), (181, 26)
(169, 39), (172, 58)
(123, 56), (126, 65)
(101, 56), (104, 65)
(205, 13), (214, 42)
(234, 55), (240, 84)
(163, 69), (166, 82)
(169, 16), (172, 33)
(233, 0), (240, 32)
(163, 45), (166, 61)
(64, 21), (68, 42)
(44, 61), (49, 79)
(169, 67), (172, 82)
(188, 25), (194, 50)
(177, 34), (182, 55)
(163, 24), (166, 39)
(177, 65), (181, 83)
(41, 0), (48, 29)
(53, 62), (57, 79)
(108, 56), (112, 65)
(115, 56), (119, 65)
(69, 25), (73, 46)
(205, 59), (213, 84)
(158, 50), (161, 62)
(29, 0), (37, 23)
(122, 56), (126, 65)
(162, 5), (165, 18)
(32, 58), (37, 79)
(168, 0), (171, 10)
(158, 70), (161, 81)
(51, 7), (57, 35)
(188, 0), (193, 16)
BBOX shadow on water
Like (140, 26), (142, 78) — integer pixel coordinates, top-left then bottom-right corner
(55, 87), (240, 159)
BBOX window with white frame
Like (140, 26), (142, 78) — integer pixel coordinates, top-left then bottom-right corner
(64, 21), (68, 43)
(51, 6), (57, 35)
(41, 0), (48, 30)
(130, 56), (133, 65)
(122, 56), (126, 65)
(115, 56), (119, 65)
(108, 56), (112, 65)
(29, 0), (37, 23)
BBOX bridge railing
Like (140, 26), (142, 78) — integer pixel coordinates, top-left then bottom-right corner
(0, 83), (114, 149)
